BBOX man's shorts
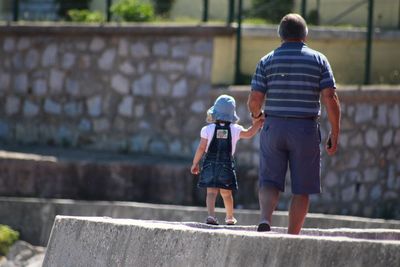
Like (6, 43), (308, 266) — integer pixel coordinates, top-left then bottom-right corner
(259, 116), (321, 194)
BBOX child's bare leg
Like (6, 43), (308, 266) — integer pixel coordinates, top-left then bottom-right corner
(220, 189), (234, 219)
(206, 188), (219, 217)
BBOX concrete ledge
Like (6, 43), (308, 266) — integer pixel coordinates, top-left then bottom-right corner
(2, 23), (399, 40)
(0, 22), (235, 36)
(242, 25), (400, 40)
(2, 197), (400, 246)
(225, 85), (400, 104)
(0, 147), (198, 204)
(43, 216), (400, 267)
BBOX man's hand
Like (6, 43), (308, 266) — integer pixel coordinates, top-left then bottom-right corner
(321, 88), (341, 156)
(253, 117), (264, 129)
(251, 111), (264, 124)
(248, 91), (265, 123)
(326, 132), (338, 156)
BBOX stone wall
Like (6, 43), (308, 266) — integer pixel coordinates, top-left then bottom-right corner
(228, 87), (400, 219)
(0, 24), (233, 157)
(315, 87), (400, 219)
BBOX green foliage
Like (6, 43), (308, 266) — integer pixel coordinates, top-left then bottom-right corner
(68, 9), (105, 23)
(111, 0), (154, 22)
(250, 0), (294, 23)
(57, 0), (92, 19)
(151, 0), (176, 18)
(0, 225), (19, 256)
(307, 9), (320, 25)
(235, 73), (252, 85)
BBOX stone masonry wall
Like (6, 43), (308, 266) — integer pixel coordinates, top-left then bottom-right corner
(316, 88), (400, 219)
(0, 25), (399, 219)
(0, 24), (234, 157)
(226, 87), (400, 219)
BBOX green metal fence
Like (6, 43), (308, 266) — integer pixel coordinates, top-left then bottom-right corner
(4, 0), (236, 24)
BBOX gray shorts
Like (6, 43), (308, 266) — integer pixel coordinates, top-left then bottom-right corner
(259, 116), (321, 194)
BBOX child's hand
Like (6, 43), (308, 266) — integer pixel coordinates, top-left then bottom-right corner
(191, 164), (200, 175)
(253, 118), (264, 129)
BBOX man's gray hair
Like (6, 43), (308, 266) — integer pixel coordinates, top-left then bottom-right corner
(278, 13), (308, 40)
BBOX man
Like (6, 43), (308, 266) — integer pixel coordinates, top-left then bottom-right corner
(248, 13), (341, 234)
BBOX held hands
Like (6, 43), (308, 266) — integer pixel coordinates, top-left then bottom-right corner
(251, 111), (264, 124)
(251, 111), (264, 132)
(253, 118), (264, 130)
(191, 163), (200, 175)
(326, 132), (338, 156)
(250, 111), (265, 130)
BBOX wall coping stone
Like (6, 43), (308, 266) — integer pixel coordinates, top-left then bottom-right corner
(242, 25), (400, 40)
(1, 197), (400, 246)
(223, 85), (400, 104)
(0, 145), (190, 164)
(1, 23), (399, 40)
(0, 22), (235, 36)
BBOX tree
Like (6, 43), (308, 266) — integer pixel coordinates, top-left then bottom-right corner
(111, 0), (154, 22)
(152, 0), (176, 18)
(251, 0), (294, 23)
(56, 0), (92, 20)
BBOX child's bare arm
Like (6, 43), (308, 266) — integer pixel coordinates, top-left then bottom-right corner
(240, 120), (263, 139)
(191, 138), (208, 174)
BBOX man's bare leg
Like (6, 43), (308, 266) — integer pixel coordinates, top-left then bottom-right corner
(258, 186), (280, 231)
(288, 194), (309, 234)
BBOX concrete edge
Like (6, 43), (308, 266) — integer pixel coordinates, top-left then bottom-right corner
(224, 85), (400, 103)
(0, 22), (235, 36)
(3, 196), (400, 225)
(242, 25), (400, 40)
(49, 216), (400, 242)
(42, 216), (400, 267)
(1, 23), (399, 40)
(1, 197), (399, 246)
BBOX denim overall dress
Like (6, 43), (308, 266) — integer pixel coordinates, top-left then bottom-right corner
(198, 122), (238, 191)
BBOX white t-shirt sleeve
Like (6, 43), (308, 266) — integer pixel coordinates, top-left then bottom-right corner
(200, 124), (216, 152)
(231, 124), (244, 141)
(230, 124), (245, 154)
(200, 125), (208, 139)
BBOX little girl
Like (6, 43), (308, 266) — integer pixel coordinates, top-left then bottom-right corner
(191, 94), (263, 225)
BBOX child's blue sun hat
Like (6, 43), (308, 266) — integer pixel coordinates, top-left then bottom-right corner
(207, 94), (239, 123)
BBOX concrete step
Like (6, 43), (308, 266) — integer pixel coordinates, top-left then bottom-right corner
(0, 146), (258, 208)
(1, 197), (400, 246)
(43, 216), (400, 267)
(0, 147), (201, 204)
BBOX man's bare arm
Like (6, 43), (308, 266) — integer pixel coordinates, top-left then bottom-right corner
(321, 88), (341, 156)
(247, 91), (265, 122)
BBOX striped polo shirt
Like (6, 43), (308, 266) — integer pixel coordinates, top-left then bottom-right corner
(251, 42), (336, 118)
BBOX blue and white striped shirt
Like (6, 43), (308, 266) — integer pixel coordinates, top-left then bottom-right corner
(251, 42), (336, 117)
